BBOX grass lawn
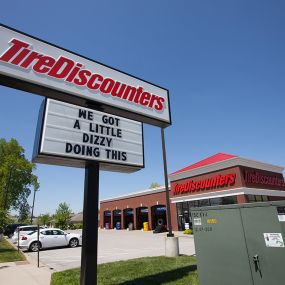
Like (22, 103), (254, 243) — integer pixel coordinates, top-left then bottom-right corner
(51, 255), (198, 285)
(0, 238), (26, 263)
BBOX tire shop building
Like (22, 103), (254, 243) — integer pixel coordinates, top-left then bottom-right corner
(100, 186), (169, 230)
(99, 153), (285, 231)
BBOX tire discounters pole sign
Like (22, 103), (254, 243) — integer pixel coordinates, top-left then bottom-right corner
(0, 24), (171, 127)
(0, 23), (171, 285)
(33, 99), (144, 173)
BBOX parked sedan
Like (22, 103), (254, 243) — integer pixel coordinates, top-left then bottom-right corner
(19, 228), (82, 252)
(12, 225), (44, 244)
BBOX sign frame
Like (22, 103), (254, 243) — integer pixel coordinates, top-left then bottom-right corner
(0, 23), (171, 128)
(33, 98), (145, 173)
(0, 23), (173, 285)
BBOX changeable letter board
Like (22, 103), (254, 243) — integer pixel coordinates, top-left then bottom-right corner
(33, 99), (144, 173)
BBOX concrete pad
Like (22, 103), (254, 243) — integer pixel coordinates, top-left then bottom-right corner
(0, 261), (51, 285)
(0, 238), (52, 285)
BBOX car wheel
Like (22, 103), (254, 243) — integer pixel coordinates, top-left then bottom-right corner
(29, 241), (41, 252)
(69, 238), (79, 248)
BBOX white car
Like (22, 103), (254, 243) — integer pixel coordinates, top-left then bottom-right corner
(19, 228), (82, 252)
(12, 225), (44, 244)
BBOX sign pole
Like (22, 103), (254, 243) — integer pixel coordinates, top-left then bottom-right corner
(161, 128), (174, 237)
(17, 229), (19, 252)
(37, 224), (40, 268)
(80, 162), (100, 285)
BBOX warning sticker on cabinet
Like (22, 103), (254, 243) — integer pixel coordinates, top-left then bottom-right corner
(207, 218), (217, 224)
(193, 218), (202, 226)
(263, 233), (284, 247)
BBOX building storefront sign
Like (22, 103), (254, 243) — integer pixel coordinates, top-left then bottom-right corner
(244, 170), (285, 188)
(173, 173), (236, 195)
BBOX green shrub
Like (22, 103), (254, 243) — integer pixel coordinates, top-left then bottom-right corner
(74, 223), (83, 229)
(68, 224), (75, 230)
(68, 223), (83, 230)
(183, 229), (193, 235)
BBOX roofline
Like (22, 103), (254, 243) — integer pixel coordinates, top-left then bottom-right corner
(170, 153), (237, 176)
(100, 185), (170, 203)
(169, 157), (284, 182)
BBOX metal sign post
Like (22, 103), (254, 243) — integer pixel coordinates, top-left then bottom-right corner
(80, 163), (100, 285)
(37, 224), (40, 268)
(161, 128), (173, 237)
(17, 229), (19, 252)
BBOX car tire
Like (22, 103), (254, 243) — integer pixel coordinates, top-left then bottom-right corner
(157, 218), (164, 226)
(69, 238), (79, 248)
(29, 241), (41, 252)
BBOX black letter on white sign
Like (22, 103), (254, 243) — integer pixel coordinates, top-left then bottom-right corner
(66, 143), (72, 153)
(74, 119), (81, 129)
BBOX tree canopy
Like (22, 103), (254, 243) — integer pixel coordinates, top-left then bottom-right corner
(38, 213), (52, 226)
(149, 182), (161, 189)
(54, 202), (72, 230)
(0, 138), (39, 230)
(18, 200), (31, 223)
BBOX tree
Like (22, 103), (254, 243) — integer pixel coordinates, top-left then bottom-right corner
(54, 202), (72, 229)
(38, 213), (52, 226)
(0, 210), (10, 234)
(18, 200), (31, 223)
(0, 138), (39, 230)
(150, 182), (161, 189)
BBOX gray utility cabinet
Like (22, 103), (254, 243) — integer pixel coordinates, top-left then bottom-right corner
(191, 201), (285, 285)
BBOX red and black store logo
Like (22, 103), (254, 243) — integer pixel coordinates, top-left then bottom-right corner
(173, 173), (236, 195)
(0, 38), (166, 112)
(244, 171), (285, 188)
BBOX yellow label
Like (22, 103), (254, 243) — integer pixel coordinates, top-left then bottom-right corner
(207, 218), (217, 224)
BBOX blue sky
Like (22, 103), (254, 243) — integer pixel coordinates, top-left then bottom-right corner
(1, 1), (285, 215)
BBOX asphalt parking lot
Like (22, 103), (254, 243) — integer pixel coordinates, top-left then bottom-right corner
(24, 229), (195, 272)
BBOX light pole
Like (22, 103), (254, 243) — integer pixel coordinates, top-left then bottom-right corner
(161, 128), (173, 237)
(30, 188), (38, 224)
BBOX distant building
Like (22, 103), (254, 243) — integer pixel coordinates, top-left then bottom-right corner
(70, 212), (83, 224)
(100, 153), (285, 231)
